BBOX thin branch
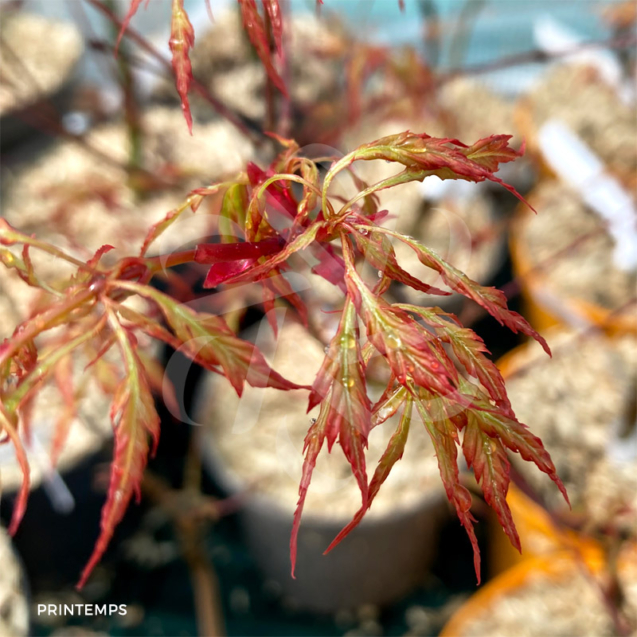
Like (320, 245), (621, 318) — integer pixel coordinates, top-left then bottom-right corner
(84, 0), (267, 144)
(439, 33), (637, 83)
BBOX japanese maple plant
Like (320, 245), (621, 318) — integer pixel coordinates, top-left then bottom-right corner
(0, 0), (568, 589)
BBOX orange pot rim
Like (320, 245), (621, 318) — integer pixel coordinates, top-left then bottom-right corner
(510, 202), (637, 335)
(441, 547), (609, 637)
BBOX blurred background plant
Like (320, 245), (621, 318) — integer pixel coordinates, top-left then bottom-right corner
(0, 1), (635, 636)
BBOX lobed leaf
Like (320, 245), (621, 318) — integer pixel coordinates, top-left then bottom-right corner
(461, 380), (569, 506)
(112, 283), (305, 395)
(398, 304), (511, 411)
(375, 230), (550, 355)
(328, 132), (532, 213)
(462, 414), (520, 553)
(325, 398), (413, 553)
(343, 240), (458, 395)
(309, 300), (370, 484)
(78, 312), (160, 588)
(413, 389), (481, 582)
(292, 301), (371, 575)
(353, 229), (450, 297)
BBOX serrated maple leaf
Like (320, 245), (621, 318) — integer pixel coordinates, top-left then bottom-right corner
(78, 311), (160, 588)
(462, 413), (519, 553)
(367, 229), (550, 355)
(169, 0), (196, 133)
(412, 388), (482, 582)
(352, 228), (450, 297)
(342, 239), (458, 395)
(460, 379), (569, 506)
(112, 283), (305, 395)
(290, 301), (371, 576)
(324, 397), (413, 554)
(334, 132), (532, 210)
(398, 304), (511, 411)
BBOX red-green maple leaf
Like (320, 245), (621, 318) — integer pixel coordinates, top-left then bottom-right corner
(342, 239), (458, 396)
(412, 389), (481, 581)
(78, 311), (160, 588)
(324, 397), (413, 553)
(111, 283), (305, 395)
(291, 300), (370, 576)
(462, 414), (519, 553)
(367, 229), (550, 355)
(399, 304), (511, 411)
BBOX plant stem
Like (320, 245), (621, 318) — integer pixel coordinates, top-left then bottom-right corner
(0, 288), (98, 368)
(143, 249), (198, 274)
(104, 0), (143, 175)
(0, 221), (87, 269)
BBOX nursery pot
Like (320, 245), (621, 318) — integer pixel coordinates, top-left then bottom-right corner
(513, 63), (637, 193)
(509, 188), (637, 336)
(441, 543), (637, 637)
(199, 428), (448, 613)
(193, 320), (450, 613)
(0, 527), (30, 637)
(0, 11), (83, 150)
(487, 328), (637, 576)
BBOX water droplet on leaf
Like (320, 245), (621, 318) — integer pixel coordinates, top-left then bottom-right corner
(386, 332), (402, 349)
